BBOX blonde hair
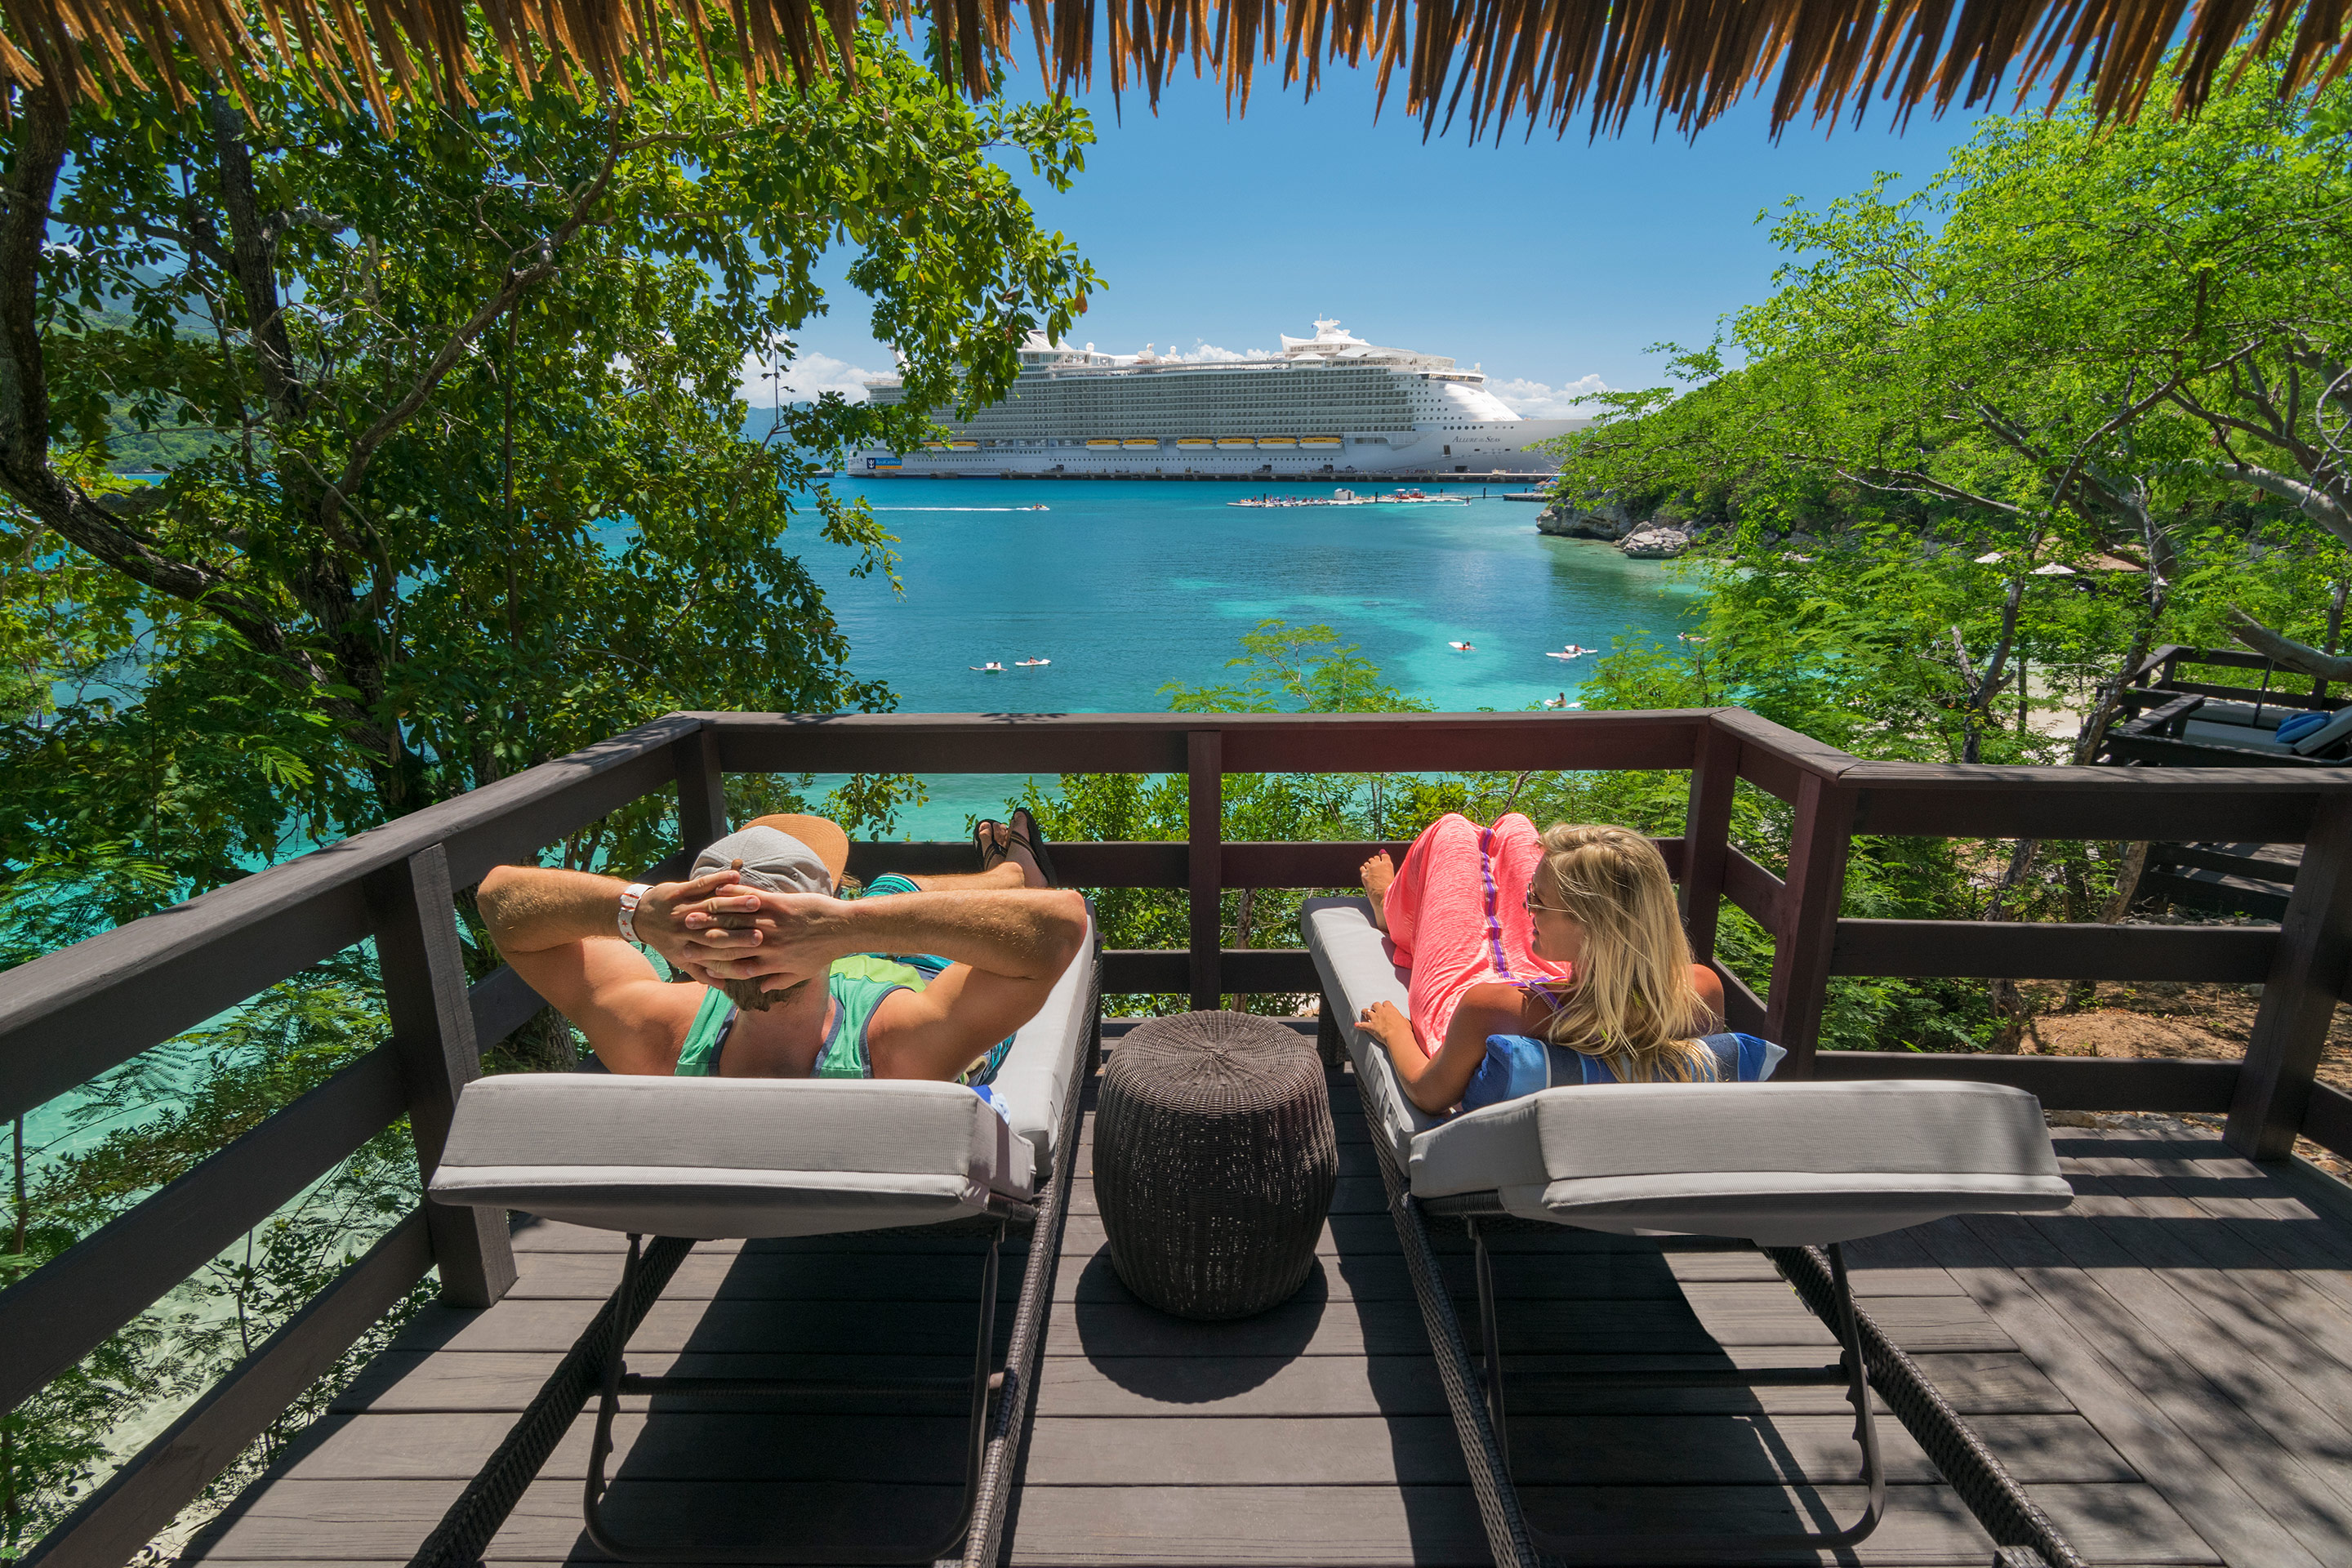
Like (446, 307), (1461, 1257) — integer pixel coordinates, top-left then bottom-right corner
(1530, 823), (1717, 1082)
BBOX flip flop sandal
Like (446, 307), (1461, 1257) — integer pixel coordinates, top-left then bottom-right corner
(973, 819), (1009, 872)
(1007, 806), (1059, 888)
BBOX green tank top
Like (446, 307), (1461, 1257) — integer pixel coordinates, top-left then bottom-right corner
(673, 956), (930, 1078)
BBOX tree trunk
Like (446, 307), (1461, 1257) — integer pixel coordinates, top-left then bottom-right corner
(1227, 886), (1255, 1010)
(1982, 837), (2041, 1051)
(2100, 840), (2150, 924)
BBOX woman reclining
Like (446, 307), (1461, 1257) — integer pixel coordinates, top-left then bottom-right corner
(1353, 815), (1766, 1116)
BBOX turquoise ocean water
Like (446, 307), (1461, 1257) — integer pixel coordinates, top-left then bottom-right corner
(22, 479), (1697, 1156)
(806, 477), (1704, 835)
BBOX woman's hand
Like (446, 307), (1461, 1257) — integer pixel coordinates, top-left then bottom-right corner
(1357, 1000), (1412, 1053)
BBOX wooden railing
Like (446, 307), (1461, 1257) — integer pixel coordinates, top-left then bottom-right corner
(2, 706), (2349, 1566)
(2132, 642), (2341, 712)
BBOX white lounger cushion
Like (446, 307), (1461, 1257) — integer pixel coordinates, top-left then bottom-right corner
(430, 910), (1095, 1239)
(432, 1076), (1035, 1238)
(1301, 897), (2073, 1246)
(1411, 1080), (2072, 1245)
(1302, 898), (1446, 1169)
(2181, 719), (2295, 754)
(987, 906), (1098, 1177)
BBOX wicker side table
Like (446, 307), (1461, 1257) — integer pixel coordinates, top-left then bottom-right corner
(1094, 1010), (1339, 1320)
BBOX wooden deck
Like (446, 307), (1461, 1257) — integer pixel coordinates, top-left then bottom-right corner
(178, 1071), (2352, 1568)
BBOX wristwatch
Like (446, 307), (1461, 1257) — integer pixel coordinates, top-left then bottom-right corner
(617, 882), (653, 944)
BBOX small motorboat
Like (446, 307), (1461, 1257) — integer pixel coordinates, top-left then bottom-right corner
(1448, 641), (1476, 652)
(1026, 504), (1049, 511)
(1013, 657), (1051, 667)
(970, 662), (1004, 673)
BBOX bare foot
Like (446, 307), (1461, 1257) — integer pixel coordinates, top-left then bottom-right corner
(1360, 851), (1396, 930)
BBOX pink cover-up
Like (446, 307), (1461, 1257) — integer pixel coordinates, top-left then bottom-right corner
(1380, 813), (1570, 1054)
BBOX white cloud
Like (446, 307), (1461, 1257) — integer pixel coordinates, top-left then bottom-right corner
(1165, 341), (1270, 363)
(739, 349), (889, 406)
(1490, 374), (1612, 418)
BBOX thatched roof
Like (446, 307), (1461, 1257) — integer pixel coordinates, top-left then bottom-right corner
(3, 0), (2345, 136)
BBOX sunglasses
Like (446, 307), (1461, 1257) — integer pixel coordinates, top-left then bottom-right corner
(1523, 887), (1573, 915)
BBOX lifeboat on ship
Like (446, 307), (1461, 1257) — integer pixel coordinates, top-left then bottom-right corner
(1085, 439), (1122, 450)
(1215, 437), (1255, 450)
(947, 439), (980, 450)
(1177, 436), (1214, 449)
(1258, 436), (1298, 448)
(1301, 435), (1343, 450)
(1121, 438), (1160, 449)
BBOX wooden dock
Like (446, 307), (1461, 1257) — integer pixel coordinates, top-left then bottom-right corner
(175, 1067), (2352, 1567)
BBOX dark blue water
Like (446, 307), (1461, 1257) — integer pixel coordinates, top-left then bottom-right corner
(805, 478), (1704, 835)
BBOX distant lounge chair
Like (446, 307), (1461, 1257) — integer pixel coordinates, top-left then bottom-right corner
(427, 910), (1101, 1565)
(1301, 895), (2080, 1566)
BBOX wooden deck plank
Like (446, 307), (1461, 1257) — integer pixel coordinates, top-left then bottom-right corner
(192, 1478), (2011, 1566)
(2096, 1131), (2352, 1340)
(2055, 1166), (2352, 1451)
(1011, 1482), (2007, 1567)
(501, 1250), (1030, 1303)
(194, 1089), (2321, 1568)
(265, 1407), (2126, 1487)
(1913, 1213), (2324, 1568)
(334, 1351), (994, 1414)
(1964, 1203), (2352, 1565)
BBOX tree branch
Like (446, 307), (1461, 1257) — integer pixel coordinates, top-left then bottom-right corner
(2225, 608), (2352, 683)
(207, 96), (305, 425)
(2207, 460), (2352, 545)
(0, 95), (283, 654)
(1826, 463), (2025, 514)
(332, 118), (626, 503)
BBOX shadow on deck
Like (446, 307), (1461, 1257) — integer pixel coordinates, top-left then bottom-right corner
(177, 1071), (2352, 1568)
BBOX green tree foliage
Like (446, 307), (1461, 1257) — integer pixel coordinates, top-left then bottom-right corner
(1546, 51), (2350, 750)
(1014, 622), (1416, 1013)
(2, 16), (1098, 914)
(0, 17), (1098, 1549)
(1526, 54), (2352, 1056)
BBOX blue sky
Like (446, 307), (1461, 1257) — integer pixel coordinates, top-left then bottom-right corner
(763, 56), (1989, 415)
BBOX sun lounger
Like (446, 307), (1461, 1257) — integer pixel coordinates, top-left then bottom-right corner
(426, 910), (1100, 1566)
(1301, 895), (2081, 1566)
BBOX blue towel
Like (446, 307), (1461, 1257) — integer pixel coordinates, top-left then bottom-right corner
(1460, 1031), (1782, 1115)
(2275, 711), (2329, 745)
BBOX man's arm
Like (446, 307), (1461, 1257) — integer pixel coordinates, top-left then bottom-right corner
(679, 887), (1088, 988)
(684, 887), (1089, 1082)
(474, 864), (750, 1074)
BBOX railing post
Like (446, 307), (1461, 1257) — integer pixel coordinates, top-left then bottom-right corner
(673, 723), (727, 853)
(1764, 774), (1854, 1077)
(368, 844), (517, 1308)
(1681, 718), (1740, 964)
(2225, 792), (2352, 1160)
(1188, 729), (1223, 1011)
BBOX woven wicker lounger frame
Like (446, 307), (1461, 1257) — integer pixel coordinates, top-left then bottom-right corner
(403, 950), (1101, 1568)
(1326, 1010), (2089, 1568)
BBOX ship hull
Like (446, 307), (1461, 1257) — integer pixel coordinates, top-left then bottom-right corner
(857, 419), (1585, 478)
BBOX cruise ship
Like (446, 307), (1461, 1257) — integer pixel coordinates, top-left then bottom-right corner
(852, 320), (1589, 478)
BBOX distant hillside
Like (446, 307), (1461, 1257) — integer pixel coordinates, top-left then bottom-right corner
(105, 407), (224, 474)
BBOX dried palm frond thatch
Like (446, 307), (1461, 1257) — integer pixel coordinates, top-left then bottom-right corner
(1, 0), (2345, 136)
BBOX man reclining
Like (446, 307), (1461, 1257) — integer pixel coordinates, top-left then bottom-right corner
(478, 813), (1085, 1083)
